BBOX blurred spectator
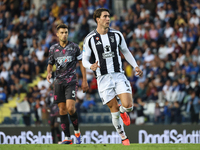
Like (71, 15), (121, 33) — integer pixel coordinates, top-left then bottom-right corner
(77, 17), (89, 42)
(16, 96), (31, 126)
(51, 2), (59, 18)
(163, 101), (171, 124)
(134, 82), (147, 100)
(4, 30), (19, 49)
(186, 91), (200, 124)
(134, 98), (145, 125)
(81, 93), (95, 112)
(154, 102), (161, 124)
(0, 87), (6, 104)
(20, 63), (31, 83)
(3, 55), (11, 71)
(46, 86), (61, 143)
(29, 3), (37, 16)
(77, 86), (86, 101)
(0, 67), (9, 81)
(189, 12), (199, 26)
(88, 75), (98, 95)
(171, 101), (181, 124)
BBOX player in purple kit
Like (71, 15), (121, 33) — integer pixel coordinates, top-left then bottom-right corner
(47, 24), (89, 144)
(46, 87), (61, 143)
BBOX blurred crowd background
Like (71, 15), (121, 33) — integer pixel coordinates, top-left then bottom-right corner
(0, 0), (200, 126)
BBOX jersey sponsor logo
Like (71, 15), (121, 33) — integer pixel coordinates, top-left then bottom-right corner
(96, 41), (102, 45)
(55, 49), (59, 52)
(57, 56), (72, 65)
(102, 45), (115, 59)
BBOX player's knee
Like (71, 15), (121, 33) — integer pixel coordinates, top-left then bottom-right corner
(67, 107), (75, 115)
(59, 106), (67, 114)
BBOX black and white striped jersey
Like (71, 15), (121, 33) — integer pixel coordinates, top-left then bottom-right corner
(83, 28), (138, 77)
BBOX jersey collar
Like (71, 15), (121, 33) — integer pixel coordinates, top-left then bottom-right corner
(58, 41), (71, 49)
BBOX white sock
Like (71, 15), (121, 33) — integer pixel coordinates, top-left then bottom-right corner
(119, 105), (126, 113)
(74, 129), (80, 134)
(111, 111), (127, 140)
(64, 137), (71, 140)
(119, 105), (133, 113)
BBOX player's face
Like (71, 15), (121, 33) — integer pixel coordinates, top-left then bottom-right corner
(57, 28), (68, 42)
(98, 11), (110, 28)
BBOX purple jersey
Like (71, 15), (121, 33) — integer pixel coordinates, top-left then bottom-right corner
(48, 41), (82, 85)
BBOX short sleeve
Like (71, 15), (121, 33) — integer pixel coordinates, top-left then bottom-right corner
(83, 37), (92, 57)
(48, 46), (55, 65)
(76, 45), (82, 61)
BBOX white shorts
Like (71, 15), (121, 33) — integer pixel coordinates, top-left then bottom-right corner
(97, 73), (132, 105)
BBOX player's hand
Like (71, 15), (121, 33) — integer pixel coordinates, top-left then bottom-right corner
(81, 80), (89, 93)
(135, 67), (143, 77)
(47, 73), (52, 83)
(90, 61), (100, 71)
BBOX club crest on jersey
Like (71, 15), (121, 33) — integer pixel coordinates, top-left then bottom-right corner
(109, 36), (114, 43)
(96, 37), (99, 40)
(102, 45), (115, 59)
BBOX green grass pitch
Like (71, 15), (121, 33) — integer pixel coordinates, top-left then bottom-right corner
(0, 144), (199, 150)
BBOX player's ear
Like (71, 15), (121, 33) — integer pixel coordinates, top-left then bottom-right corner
(96, 17), (99, 23)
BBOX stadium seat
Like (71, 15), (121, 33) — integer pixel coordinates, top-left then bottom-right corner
(3, 117), (12, 124)
(12, 116), (18, 124)
(95, 115), (102, 123)
(80, 115), (86, 123)
(103, 115), (110, 123)
(87, 115), (94, 123)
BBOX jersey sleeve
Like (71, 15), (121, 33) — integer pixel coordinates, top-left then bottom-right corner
(82, 37), (93, 69)
(83, 37), (92, 57)
(48, 45), (55, 65)
(117, 31), (138, 68)
(76, 45), (82, 61)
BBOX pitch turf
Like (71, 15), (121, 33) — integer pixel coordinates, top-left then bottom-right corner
(0, 144), (199, 150)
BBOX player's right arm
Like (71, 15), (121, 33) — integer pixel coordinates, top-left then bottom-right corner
(82, 37), (100, 71)
(47, 64), (53, 83)
(117, 31), (143, 77)
(47, 46), (55, 83)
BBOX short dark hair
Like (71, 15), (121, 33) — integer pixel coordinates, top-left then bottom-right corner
(56, 24), (68, 31)
(93, 8), (110, 23)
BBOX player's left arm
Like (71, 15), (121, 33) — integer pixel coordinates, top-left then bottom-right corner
(118, 32), (143, 77)
(76, 45), (89, 92)
(47, 45), (55, 83)
(79, 60), (89, 92)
